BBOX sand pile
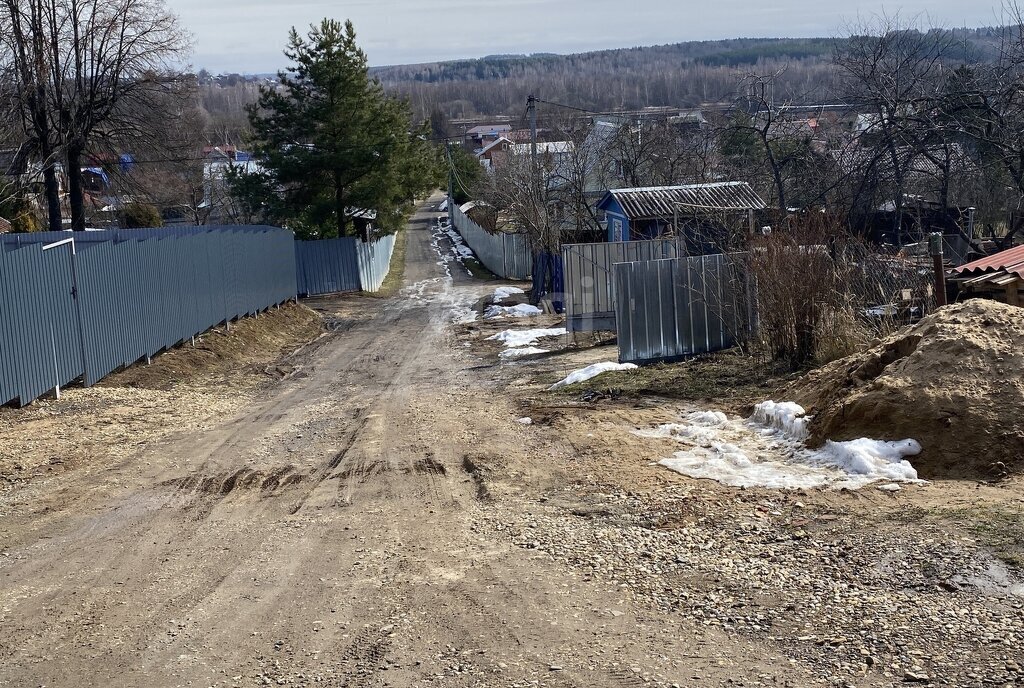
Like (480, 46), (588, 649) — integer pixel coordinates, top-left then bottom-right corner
(787, 299), (1024, 479)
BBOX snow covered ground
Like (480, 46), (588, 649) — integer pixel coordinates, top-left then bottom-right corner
(548, 362), (638, 390)
(493, 286), (526, 303)
(484, 303), (543, 319)
(638, 402), (923, 490)
(487, 327), (567, 361)
(487, 328), (567, 348)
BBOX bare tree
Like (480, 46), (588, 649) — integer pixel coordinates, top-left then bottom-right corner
(53, 0), (190, 230)
(1, 0), (189, 231)
(834, 17), (960, 240)
(1, 0), (64, 230)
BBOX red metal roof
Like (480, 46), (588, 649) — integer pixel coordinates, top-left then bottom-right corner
(953, 245), (1024, 280)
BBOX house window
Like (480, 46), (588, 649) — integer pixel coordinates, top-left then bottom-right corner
(612, 218), (623, 241)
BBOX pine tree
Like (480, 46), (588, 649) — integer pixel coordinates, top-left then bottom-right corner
(244, 19), (440, 239)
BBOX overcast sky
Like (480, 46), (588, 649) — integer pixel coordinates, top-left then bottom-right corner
(167, 0), (1003, 73)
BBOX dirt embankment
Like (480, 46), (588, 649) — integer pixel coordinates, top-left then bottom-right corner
(788, 299), (1024, 479)
(0, 303), (323, 484)
(103, 302), (323, 390)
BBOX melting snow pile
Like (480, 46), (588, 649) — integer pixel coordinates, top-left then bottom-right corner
(499, 347), (548, 360)
(750, 401), (810, 440)
(441, 225), (476, 260)
(548, 362), (638, 390)
(493, 286), (526, 302)
(638, 402), (923, 490)
(485, 303), (543, 319)
(487, 328), (566, 348)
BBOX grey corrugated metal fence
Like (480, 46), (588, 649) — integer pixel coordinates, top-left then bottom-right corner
(295, 238), (361, 296)
(614, 254), (748, 364)
(356, 233), (397, 292)
(0, 226), (297, 407)
(562, 239), (684, 332)
(295, 233), (397, 296)
(450, 202), (532, 279)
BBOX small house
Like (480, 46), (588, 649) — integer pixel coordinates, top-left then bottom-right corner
(476, 136), (513, 170)
(596, 182), (767, 250)
(465, 124), (512, 150)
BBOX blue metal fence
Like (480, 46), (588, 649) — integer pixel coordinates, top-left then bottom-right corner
(295, 233), (397, 296)
(1, 224), (400, 407)
(0, 226), (297, 406)
(295, 237), (361, 296)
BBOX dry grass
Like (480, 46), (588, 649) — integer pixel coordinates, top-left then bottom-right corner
(547, 350), (799, 414)
(372, 229), (409, 299)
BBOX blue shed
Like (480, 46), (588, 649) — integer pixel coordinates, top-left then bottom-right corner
(596, 183), (767, 243)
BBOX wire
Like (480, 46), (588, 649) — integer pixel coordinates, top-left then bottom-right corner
(444, 145), (475, 198)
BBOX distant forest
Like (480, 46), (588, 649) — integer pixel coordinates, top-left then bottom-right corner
(371, 29), (1004, 120)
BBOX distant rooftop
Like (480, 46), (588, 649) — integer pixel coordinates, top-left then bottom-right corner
(466, 124), (512, 136)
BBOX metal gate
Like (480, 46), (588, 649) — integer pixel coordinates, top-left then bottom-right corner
(614, 254), (748, 364)
(561, 239), (683, 332)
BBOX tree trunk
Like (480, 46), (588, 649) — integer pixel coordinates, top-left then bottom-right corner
(334, 171), (347, 238)
(42, 163), (62, 232)
(67, 145), (86, 232)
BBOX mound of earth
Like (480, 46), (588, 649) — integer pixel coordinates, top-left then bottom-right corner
(787, 299), (1024, 480)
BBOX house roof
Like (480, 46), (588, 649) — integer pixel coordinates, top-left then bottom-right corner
(0, 217), (11, 233)
(346, 208), (377, 221)
(951, 245), (1024, 286)
(466, 124), (512, 136)
(597, 182), (768, 219)
(476, 136), (513, 157)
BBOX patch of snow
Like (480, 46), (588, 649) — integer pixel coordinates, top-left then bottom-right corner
(548, 362), (639, 390)
(659, 445), (832, 490)
(493, 286), (526, 302)
(499, 347), (548, 360)
(689, 410), (729, 426)
(751, 401), (811, 440)
(487, 328), (566, 348)
(820, 438), (921, 482)
(877, 483), (902, 492)
(639, 403), (924, 491)
(517, 417), (533, 425)
(635, 410), (730, 444)
(485, 303), (543, 319)
(451, 307), (478, 324)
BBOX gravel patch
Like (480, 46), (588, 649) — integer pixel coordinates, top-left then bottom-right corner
(474, 484), (1024, 686)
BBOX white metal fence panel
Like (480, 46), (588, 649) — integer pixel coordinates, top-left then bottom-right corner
(450, 202), (532, 280)
(356, 233), (397, 293)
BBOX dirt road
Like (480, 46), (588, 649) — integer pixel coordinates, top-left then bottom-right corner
(0, 202), (814, 688)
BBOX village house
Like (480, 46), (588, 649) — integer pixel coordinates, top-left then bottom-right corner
(596, 182), (767, 253)
(465, 124), (512, 151)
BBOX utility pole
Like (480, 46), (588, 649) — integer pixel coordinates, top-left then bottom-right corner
(929, 233), (947, 307)
(446, 144), (454, 203)
(527, 94), (538, 173)
(526, 94), (544, 304)
(527, 94), (541, 248)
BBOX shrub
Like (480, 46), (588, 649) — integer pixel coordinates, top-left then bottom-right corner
(120, 203), (163, 228)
